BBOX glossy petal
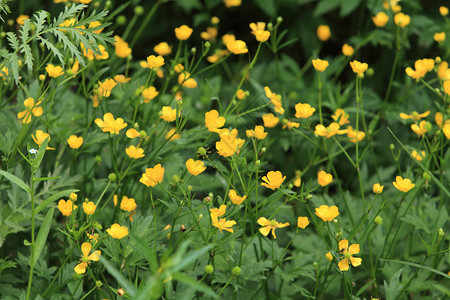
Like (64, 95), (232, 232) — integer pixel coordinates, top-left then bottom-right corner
(257, 217), (270, 226)
(81, 242), (92, 257)
(339, 239), (349, 252)
(350, 256), (362, 267)
(259, 226), (271, 236)
(348, 243), (360, 255)
(338, 258), (349, 271)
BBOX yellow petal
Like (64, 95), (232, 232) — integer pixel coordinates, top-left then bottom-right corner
(338, 258), (349, 271)
(348, 243), (360, 255)
(350, 256), (362, 267)
(81, 242), (91, 257)
(74, 262), (87, 274)
(338, 239), (348, 252)
(88, 250), (101, 261)
(259, 226), (271, 236)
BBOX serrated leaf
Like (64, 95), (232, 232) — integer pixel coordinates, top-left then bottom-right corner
(0, 170), (30, 193)
(33, 207), (54, 265)
(33, 10), (48, 35)
(37, 37), (64, 65)
(384, 268), (403, 300)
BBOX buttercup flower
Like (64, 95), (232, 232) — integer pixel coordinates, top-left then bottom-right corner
(154, 42), (172, 56)
(210, 205), (227, 217)
(312, 58), (329, 72)
(114, 36), (132, 58)
(237, 89), (247, 100)
(405, 59), (434, 80)
(142, 86), (159, 103)
(205, 110), (226, 132)
(74, 242), (101, 274)
(440, 6), (449, 16)
(146, 55), (165, 68)
(373, 183), (384, 194)
(399, 110), (430, 121)
(315, 205), (339, 222)
(17, 97), (43, 124)
(46, 64), (64, 78)
(161, 106), (177, 122)
(257, 217), (289, 239)
(411, 150), (425, 161)
(314, 122), (347, 138)
(282, 121), (300, 130)
(211, 211), (236, 233)
(178, 72), (198, 88)
(342, 44), (354, 56)
(318, 170), (333, 186)
(126, 146), (145, 159)
(264, 86), (284, 114)
(83, 201), (96, 215)
(393, 176), (415, 192)
(338, 239), (362, 271)
(250, 22), (270, 42)
(67, 135), (83, 149)
(186, 159), (206, 176)
(175, 25), (193, 40)
(222, 34), (236, 45)
(216, 129), (244, 157)
(261, 171), (286, 190)
(434, 32), (446, 43)
(316, 25), (331, 41)
(326, 252), (333, 261)
(166, 128), (181, 141)
(95, 113), (127, 134)
(262, 113), (279, 128)
(297, 217), (310, 229)
(394, 13), (410, 27)
(16, 15), (29, 25)
(346, 126), (365, 143)
(332, 108), (350, 125)
(372, 12), (389, 27)
(411, 120), (429, 137)
(140, 164), (165, 187)
(58, 199), (77, 216)
(201, 27), (218, 41)
(350, 60), (368, 77)
(228, 190), (247, 205)
(32, 130), (55, 150)
(443, 123), (450, 139)
(224, 0), (241, 7)
(120, 196), (137, 212)
(98, 78), (117, 97)
(107, 223), (129, 239)
(227, 40), (248, 54)
(295, 103), (315, 118)
(126, 128), (140, 139)
(246, 125), (267, 139)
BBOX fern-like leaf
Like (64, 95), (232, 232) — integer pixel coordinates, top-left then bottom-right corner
(19, 19), (33, 73)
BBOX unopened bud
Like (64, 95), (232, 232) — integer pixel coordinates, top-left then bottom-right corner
(389, 144), (395, 150)
(231, 266), (241, 276)
(205, 264), (214, 273)
(180, 224), (186, 232)
(96, 280), (103, 288)
(197, 147), (207, 156)
(39, 74), (46, 81)
(312, 262), (318, 268)
(198, 213), (203, 220)
(374, 215), (383, 225)
(423, 172), (431, 181)
(117, 288), (124, 296)
(366, 68), (374, 77)
(116, 15), (126, 26)
(108, 173), (117, 182)
(134, 6), (144, 15)
(187, 185), (193, 192)
(438, 228), (444, 236)
(276, 16), (283, 24)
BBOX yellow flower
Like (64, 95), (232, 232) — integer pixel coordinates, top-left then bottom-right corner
(282, 121), (300, 130)
(211, 211), (236, 233)
(445, 80), (450, 96)
(261, 170), (286, 190)
(58, 199), (77, 216)
(315, 205), (339, 222)
(88, 21), (102, 33)
(227, 40), (248, 55)
(316, 25), (331, 41)
(222, 34), (236, 45)
(32, 130), (55, 150)
(228, 189), (246, 205)
(312, 58), (329, 72)
(140, 164), (165, 187)
(394, 13), (410, 27)
(246, 125), (267, 139)
(216, 129), (244, 157)
(126, 128), (140, 139)
(295, 103), (315, 118)
(224, 0), (241, 7)
(120, 196), (137, 212)
(293, 173), (301, 187)
(142, 86), (159, 102)
(46, 64), (64, 78)
(210, 205), (227, 217)
(69, 193), (77, 201)
(440, 6), (449, 16)
(114, 36), (132, 58)
(126, 145), (145, 159)
(332, 108), (350, 125)
(405, 59), (434, 80)
(434, 32), (446, 43)
(237, 89), (247, 100)
(372, 12), (389, 27)
(264, 86), (284, 114)
(318, 170), (333, 186)
(262, 113), (279, 128)
(175, 25), (193, 40)
(67, 135), (83, 149)
(146, 55), (164, 68)
(393, 176), (415, 192)
(165, 127), (181, 141)
(154, 42), (172, 56)
(257, 217), (289, 239)
(314, 122), (347, 138)
(205, 110), (226, 133)
(249, 22), (270, 42)
(186, 159), (206, 176)
(106, 223), (129, 239)
(95, 113), (127, 134)
(411, 150), (425, 161)
(81, 43), (109, 60)
(350, 60), (368, 77)
(342, 44), (354, 56)
(98, 78), (117, 97)
(399, 110), (430, 121)
(338, 239), (362, 271)
(411, 120), (429, 137)
(16, 15), (29, 25)
(83, 201), (96, 215)
(346, 126), (365, 143)
(74, 242), (101, 274)
(373, 183), (384, 194)
(297, 217), (310, 229)
(443, 123), (450, 139)
(17, 97), (43, 124)
(325, 252), (333, 261)
(161, 106), (177, 122)
(178, 72), (198, 88)
(201, 27), (218, 41)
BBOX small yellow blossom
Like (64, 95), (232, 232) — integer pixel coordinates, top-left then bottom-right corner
(17, 98), (43, 124)
(205, 110), (226, 133)
(350, 60), (368, 77)
(258, 217), (289, 239)
(246, 125), (267, 139)
(69, 193), (77, 201)
(216, 128), (244, 157)
(178, 72), (198, 88)
(315, 205), (339, 222)
(126, 146), (145, 159)
(58, 199), (77, 216)
(16, 15), (29, 25)
(262, 113), (279, 128)
(46, 64), (64, 78)
(393, 176), (415, 192)
(154, 42), (172, 56)
(440, 6), (449, 16)
(373, 183), (384, 194)
(372, 12), (389, 27)
(140, 164), (164, 187)
(201, 27), (218, 41)
(394, 13), (410, 27)
(250, 22), (270, 42)
(83, 201), (96, 215)
(411, 120), (428, 137)
(443, 123), (450, 139)
(342, 44), (354, 56)
(211, 211), (236, 233)
(114, 36), (132, 58)
(224, 0), (241, 7)
(346, 126), (365, 143)
(338, 240), (362, 271)
(222, 34), (236, 45)
(316, 25), (331, 41)
(297, 217), (310, 229)
(264, 86), (284, 114)
(126, 128), (140, 139)
(332, 108), (350, 125)
(160, 106), (177, 122)
(74, 242), (101, 274)
(210, 205), (227, 217)
(434, 32), (446, 43)
(236, 89), (247, 100)
(142, 86), (159, 103)
(312, 58), (329, 72)
(314, 122), (347, 138)
(175, 25), (193, 40)
(282, 121), (300, 130)
(411, 150), (425, 161)
(186, 159), (206, 176)
(227, 40), (248, 54)
(120, 196), (137, 212)
(166, 128), (181, 141)
(32, 130), (55, 150)
(67, 135), (83, 149)
(261, 171), (286, 190)
(318, 170), (333, 186)
(146, 55), (164, 68)
(106, 223), (129, 239)
(399, 110), (430, 121)
(95, 113), (127, 134)
(98, 78), (117, 97)
(295, 103), (315, 118)
(326, 252), (333, 261)
(228, 190), (246, 205)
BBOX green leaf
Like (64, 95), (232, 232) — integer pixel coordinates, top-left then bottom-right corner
(382, 259), (450, 279)
(0, 170), (30, 193)
(32, 137), (49, 174)
(314, 0), (340, 16)
(35, 189), (79, 215)
(339, 0), (361, 17)
(171, 272), (217, 298)
(129, 232), (158, 273)
(99, 256), (137, 297)
(253, 0), (277, 18)
(401, 214), (430, 233)
(33, 207), (54, 265)
(34, 176), (61, 182)
(355, 279), (376, 297)
(384, 268), (403, 300)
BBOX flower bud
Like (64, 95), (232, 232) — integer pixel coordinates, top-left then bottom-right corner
(0, 32), (5, 38)
(231, 266), (241, 276)
(116, 15), (127, 26)
(424, 121), (432, 131)
(288, 183), (293, 189)
(261, 147), (266, 153)
(191, 47), (197, 54)
(389, 144), (395, 150)
(108, 173), (117, 182)
(187, 185), (193, 192)
(198, 213), (203, 220)
(312, 262), (318, 268)
(117, 288), (124, 296)
(197, 147), (207, 156)
(39, 74), (46, 81)
(205, 264), (214, 274)
(276, 16), (283, 24)
(94, 155), (102, 164)
(325, 252), (333, 261)
(438, 228), (444, 236)
(255, 160), (261, 165)
(374, 215), (383, 225)
(96, 280), (103, 288)
(134, 6), (144, 15)
(180, 224), (186, 232)
(435, 56), (441, 64)
(423, 172), (431, 181)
